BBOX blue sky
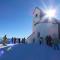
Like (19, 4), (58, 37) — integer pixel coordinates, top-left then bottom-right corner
(0, 0), (60, 38)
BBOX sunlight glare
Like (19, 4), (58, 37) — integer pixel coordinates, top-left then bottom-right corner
(45, 8), (56, 19)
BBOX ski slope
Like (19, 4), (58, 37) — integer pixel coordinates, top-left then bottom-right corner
(0, 43), (60, 60)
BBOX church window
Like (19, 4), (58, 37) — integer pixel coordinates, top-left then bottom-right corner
(35, 14), (38, 17)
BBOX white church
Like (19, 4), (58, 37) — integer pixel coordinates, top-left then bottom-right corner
(26, 7), (60, 43)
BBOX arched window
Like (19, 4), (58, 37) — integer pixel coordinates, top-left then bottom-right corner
(35, 14), (38, 17)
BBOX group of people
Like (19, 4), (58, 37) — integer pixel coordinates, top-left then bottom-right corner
(11, 37), (26, 44)
(37, 32), (60, 50)
(2, 35), (26, 46)
(2, 35), (60, 50)
(11, 37), (21, 44)
(45, 35), (60, 50)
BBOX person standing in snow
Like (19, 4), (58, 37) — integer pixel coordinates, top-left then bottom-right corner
(14, 37), (16, 44)
(2, 35), (8, 45)
(11, 37), (13, 43)
(40, 37), (43, 44)
(53, 39), (59, 50)
(37, 32), (42, 44)
(22, 38), (25, 43)
(45, 35), (52, 47)
(18, 38), (20, 43)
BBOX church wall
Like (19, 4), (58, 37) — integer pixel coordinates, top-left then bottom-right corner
(58, 23), (60, 39)
(34, 23), (59, 39)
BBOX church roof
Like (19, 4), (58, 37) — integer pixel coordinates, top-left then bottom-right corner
(41, 18), (60, 24)
(33, 7), (60, 24)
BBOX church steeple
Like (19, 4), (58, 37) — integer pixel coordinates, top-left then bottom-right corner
(33, 7), (45, 19)
(33, 7), (45, 32)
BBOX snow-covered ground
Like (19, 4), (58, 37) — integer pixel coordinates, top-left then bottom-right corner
(0, 43), (60, 60)
(0, 44), (17, 48)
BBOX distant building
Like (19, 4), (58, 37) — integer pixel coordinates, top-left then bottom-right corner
(26, 7), (60, 43)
